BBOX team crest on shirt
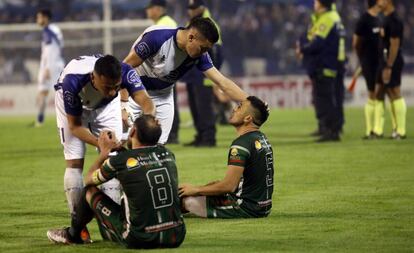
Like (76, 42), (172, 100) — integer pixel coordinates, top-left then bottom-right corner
(255, 140), (262, 150)
(64, 91), (78, 108)
(126, 158), (139, 168)
(137, 42), (151, 58)
(231, 148), (238, 156)
(127, 69), (142, 87)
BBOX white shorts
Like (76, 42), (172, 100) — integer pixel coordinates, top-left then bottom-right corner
(38, 65), (64, 92)
(55, 90), (122, 160)
(126, 86), (174, 144)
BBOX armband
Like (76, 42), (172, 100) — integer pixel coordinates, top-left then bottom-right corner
(92, 170), (102, 185)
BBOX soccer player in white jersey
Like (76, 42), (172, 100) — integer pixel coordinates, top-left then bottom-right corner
(122, 17), (248, 144)
(35, 9), (65, 126)
(54, 54), (154, 241)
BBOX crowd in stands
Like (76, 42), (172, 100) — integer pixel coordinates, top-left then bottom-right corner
(1, 0), (414, 84)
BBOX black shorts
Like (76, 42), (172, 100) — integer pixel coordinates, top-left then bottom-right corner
(377, 57), (404, 87)
(361, 62), (379, 92)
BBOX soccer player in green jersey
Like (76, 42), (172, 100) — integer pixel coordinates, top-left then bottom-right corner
(179, 96), (274, 218)
(47, 115), (186, 248)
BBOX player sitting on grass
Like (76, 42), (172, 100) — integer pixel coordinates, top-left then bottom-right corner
(179, 96), (274, 218)
(47, 115), (186, 248)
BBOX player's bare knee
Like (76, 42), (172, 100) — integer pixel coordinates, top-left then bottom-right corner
(183, 196), (207, 218)
(85, 186), (99, 204)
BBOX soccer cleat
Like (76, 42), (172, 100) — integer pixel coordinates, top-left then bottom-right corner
(391, 134), (406, 140)
(47, 227), (83, 245)
(362, 131), (375, 140)
(391, 129), (398, 139)
(80, 227), (93, 244)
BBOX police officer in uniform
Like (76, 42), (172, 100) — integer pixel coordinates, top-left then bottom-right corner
(183, 0), (224, 147)
(298, 0), (345, 142)
(353, 0), (382, 139)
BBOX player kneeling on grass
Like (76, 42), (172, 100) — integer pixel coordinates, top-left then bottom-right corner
(47, 115), (186, 249)
(179, 96), (274, 218)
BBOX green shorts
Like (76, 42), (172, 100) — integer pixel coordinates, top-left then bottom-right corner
(90, 192), (186, 249)
(89, 191), (128, 246)
(206, 195), (255, 219)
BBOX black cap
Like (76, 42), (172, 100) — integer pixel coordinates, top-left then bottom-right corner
(187, 0), (205, 9)
(146, 0), (166, 8)
(318, 0), (334, 8)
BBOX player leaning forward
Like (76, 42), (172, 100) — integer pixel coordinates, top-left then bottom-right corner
(122, 17), (247, 144)
(54, 54), (154, 238)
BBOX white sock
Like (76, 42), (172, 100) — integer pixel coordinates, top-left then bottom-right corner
(183, 196), (207, 218)
(64, 168), (83, 215)
(100, 178), (122, 205)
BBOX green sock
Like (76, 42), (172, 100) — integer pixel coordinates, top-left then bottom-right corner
(393, 98), (407, 136)
(364, 99), (375, 136)
(388, 101), (397, 131)
(374, 100), (385, 135)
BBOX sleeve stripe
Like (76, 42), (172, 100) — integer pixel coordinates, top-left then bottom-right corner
(231, 145), (251, 155)
(104, 159), (116, 171)
(97, 170), (108, 183)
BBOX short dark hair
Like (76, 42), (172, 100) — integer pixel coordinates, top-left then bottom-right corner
(187, 17), (219, 44)
(367, 0), (377, 8)
(37, 8), (52, 19)
(247, 96), (269, 126)
(134, 114), (161, 145)
(94, 55), (121, 81)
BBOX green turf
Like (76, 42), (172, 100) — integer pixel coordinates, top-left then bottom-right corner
(0, 108), (413, 252)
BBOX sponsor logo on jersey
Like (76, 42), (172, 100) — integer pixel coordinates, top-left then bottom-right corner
(137, 42), (151, 58)
(255, 140), (262, 150)
(126, 158), (139, 168)
(127, 69), (142, 87)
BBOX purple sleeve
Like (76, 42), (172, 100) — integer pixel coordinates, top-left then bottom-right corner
(196, 52), (214, 72)
(61, 75), (83, 116)
(133, 31), (163, 61)
(121, 63), (146, 95)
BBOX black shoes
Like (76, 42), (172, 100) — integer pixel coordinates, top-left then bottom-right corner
(316, 132), (340, 142)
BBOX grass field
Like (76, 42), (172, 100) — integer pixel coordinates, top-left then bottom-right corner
(0, 108), (413, 253)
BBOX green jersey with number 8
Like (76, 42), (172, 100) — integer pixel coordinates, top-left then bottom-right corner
(101, 145), (185, 245)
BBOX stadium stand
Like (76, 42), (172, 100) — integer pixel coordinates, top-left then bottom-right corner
(1, 0), (414, 84)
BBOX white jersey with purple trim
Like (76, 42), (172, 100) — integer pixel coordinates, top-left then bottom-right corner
(38, 24), (65, 87)
(131, 25), (214, 91)
(55, 55), (145, 116)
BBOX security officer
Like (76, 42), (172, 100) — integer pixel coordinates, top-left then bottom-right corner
(183, 0), (224, 147)
(299, 0), (346, 142)
(146, 0), (180, 144)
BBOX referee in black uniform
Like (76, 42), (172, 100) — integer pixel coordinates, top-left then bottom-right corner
(353, 0), (382, 139)
(374, 0), (406, 139)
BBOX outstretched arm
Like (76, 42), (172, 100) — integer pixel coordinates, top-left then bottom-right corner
(84, 131), (118, 186)
(203, 67), (248, 102)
